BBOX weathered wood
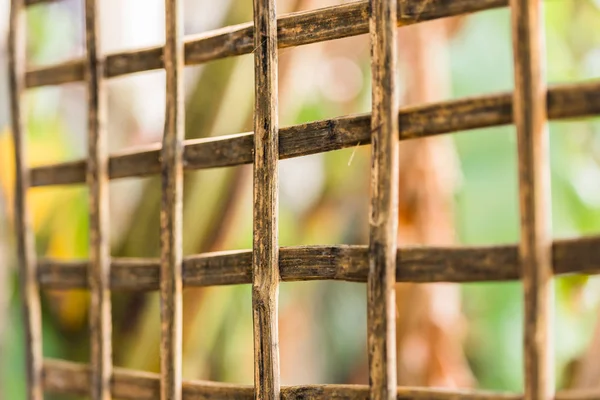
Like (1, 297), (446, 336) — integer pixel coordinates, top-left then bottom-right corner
(35, 235), (600, 290)
(84, 0), (112, 399)
(8, 1), (44, 399)
(252, 0), (280, 397)
(509, 0), (553, 398)
(41, 359), (600, 400)
(24, 0), (60, 6)
(28, 81), (600, 187)
(368, 0), (399, 398)
(160, 0), (184, 398)
(24, 0), (507, 88)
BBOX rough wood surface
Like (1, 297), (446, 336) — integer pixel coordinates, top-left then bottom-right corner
(368, 0), (399, 398)
(252, 0), (281, 397)
(84, 0), (112, 399)
(8, 1), (44, 399)
(42, 359), (600, 400)
(24, 0), (506, 88)
(28, 81), (600, 187)
(34, 235), (600, 290)
(160, 0), (184, 398)
(510, 0), (554, 399)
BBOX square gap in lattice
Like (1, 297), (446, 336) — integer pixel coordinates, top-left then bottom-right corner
(22, 85), (88, 167)
(453, 127), (519, 246)
(549, 120), (600, 238)
(461, 281), (524, 391)
(278, 150), (369, 247)
(543, 0), (600, 84)
(447, 7), (513, 98)
(184, 57), (254, 140)
(110, 291), (160, 373)
(278, 280), (367, 385)
(25, 2), (84, 69)
(552, 274), (600, 391)
(109, 177), (160, 257)
(182, 165), (253, 256)
(99, 0), (164, 55)
(106, 70), (166, 155)
(279, 35), (370, 128)
(181, 284), (254, 384)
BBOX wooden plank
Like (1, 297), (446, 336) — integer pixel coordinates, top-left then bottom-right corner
(35, 235), (600, 290)
(7, 1), (44, 399)
(509, 0), (553, 398)
(24, 0), (507, 88)
(368, 0), (399, 398)
(28, 81), (600, 187)
(25, 0), (60, 6)
(160, 0), (184, 398)
(84, 0), (112, 399)
(251, 0), (280, 397)
(42, 359), (599, 400)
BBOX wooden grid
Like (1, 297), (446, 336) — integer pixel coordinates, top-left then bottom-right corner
(7, 0), (600, 399)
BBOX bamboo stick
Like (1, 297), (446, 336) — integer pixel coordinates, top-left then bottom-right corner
(160, 0), (185, 398)
(84, 0), (112, 398)
(29, 81), (600, 187)
(35, 235), (600, 290)
(7, 1), (44, 399)
(24, 0), (507, 88)
(509, 0), (554, 398)
(367, 0), (399, 398)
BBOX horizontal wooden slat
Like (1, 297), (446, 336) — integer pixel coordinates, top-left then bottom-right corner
(42, 359), (600, 400)
(29, 81), (600, 187)
(24, 0), (506, 88)
(25, 0), (60, 6)
(36, 235), (600, 290)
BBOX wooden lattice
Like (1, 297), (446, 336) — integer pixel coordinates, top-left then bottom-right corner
(7, 0), (600, 399)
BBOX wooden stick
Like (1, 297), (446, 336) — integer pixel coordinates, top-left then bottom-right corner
(84, 0), (112, 399)
(28, 81), (600, 187)
(42, 359), (600, 400)
(24, 0), (507, 88)
(368, 0), (399, 398)
(24, 0), (59, 6)
(36, 234), (600, 290)
(7, 1), (44, 399)
(160, 0), (184, 398)
(510, 0), (554, 398)
(252, 0), (280, 397)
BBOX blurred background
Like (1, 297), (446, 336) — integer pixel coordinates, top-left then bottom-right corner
(1, 0), (600, 398)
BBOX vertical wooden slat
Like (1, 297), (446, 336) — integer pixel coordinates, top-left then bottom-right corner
(510, 0), (554, 399)
(8, 1), (44, 399)
(252, 0), (280, 397)
(368, 0), (399, 399)
(161, 0), (184, 398)
(85, 1), (112, 399)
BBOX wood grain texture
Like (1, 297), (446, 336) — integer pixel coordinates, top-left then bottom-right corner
(28, 81), (600, 187)
(84, 0), (112, 399)
(42, 359), (600, 400)
(252, 0), (280, 397)
(510, 0), (553, 398)
(160, 0), (184, 398)
(8, 1), (44, 399)
(36, 235), (600, 290)
(368, 0), (399, 398)
(24, 0), (506, 88)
